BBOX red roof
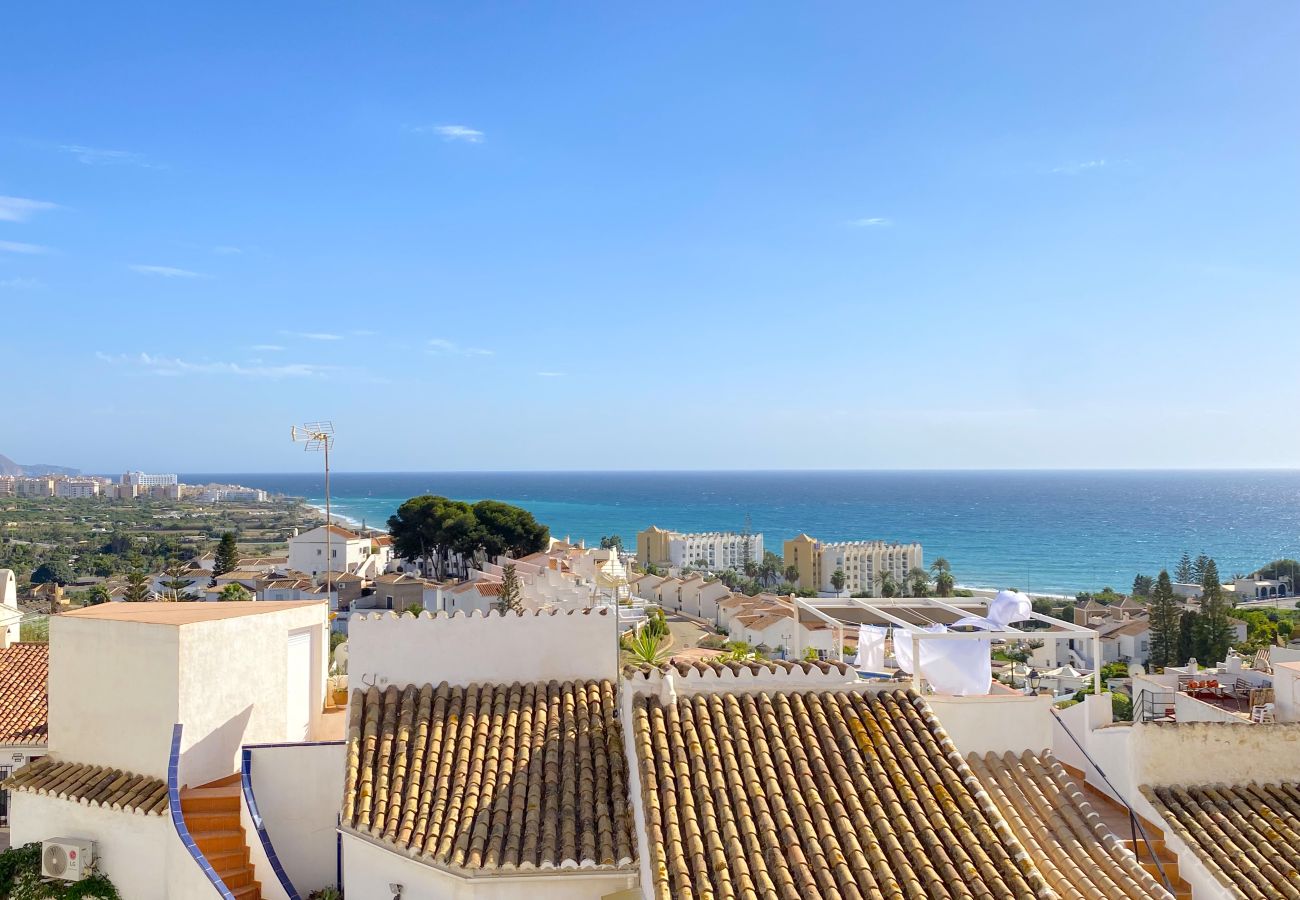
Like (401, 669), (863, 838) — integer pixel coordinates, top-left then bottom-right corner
(0, 643), (48, 745)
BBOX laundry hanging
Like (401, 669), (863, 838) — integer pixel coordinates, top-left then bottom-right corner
(853, 624), (888, 670)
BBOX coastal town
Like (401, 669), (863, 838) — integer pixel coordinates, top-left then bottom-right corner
(6, 3), (1297, 898)
(0, 478), (1297, 899)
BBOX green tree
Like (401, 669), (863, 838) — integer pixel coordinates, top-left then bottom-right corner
(495, 563), (523, 614)
(403, 602), (425, 616)
(783, 564), (799, 586)
(877, 570), (897, 599)
(31, 559), (73, 586)
(756, 552), (782, 587)
(84, 585), (111, 606)
(930, 558), (955, 597)
(160, 560), (197, 601)
(1191, 554), (1211, 584)
(1177, 609), (1199, 665)
(830, 569), (847, 593)
(599, 535), (624, 552)
(211, 532), (239, 586)
(218, 582), (250, 602)
(470, 499), (549, 560)
(1131, 574), (1154, 598)
(907, 567), (930, 598)
(1175, 553), (1194, 585)
(123, 570), (151, 603)
(1197, 559), (1234, 662)
(1147, 570), (1180, 668)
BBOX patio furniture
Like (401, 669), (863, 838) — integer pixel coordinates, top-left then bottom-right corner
(1251, 703), (1275, 724)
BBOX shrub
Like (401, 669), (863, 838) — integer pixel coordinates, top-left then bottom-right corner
(0, 843), (120, 899)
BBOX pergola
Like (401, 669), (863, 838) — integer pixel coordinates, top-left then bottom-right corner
(793, 595), (1103, 695)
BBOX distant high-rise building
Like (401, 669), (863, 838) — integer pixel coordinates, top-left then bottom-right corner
(783, 533), (922, 595)
(636, 526), (763, 572)
(122, 471), (178, 487)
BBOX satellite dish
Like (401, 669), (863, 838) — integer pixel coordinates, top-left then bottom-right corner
(1128, 663), (1145, 677)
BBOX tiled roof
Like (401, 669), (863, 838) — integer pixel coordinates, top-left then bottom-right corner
(627, 658), (852, 678)
(0, 643), (48, 745)
(632, 687), (1054, 900)
(3, 757), (167, 815)
(342, 681), (635, 874)
(1143, 782), (1300, 900)
(968, 751), (1173, 899)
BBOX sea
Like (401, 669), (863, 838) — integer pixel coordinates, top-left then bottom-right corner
(179, 470), (1300, 597)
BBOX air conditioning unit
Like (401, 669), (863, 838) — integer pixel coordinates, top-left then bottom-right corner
(42, 838), (95, 882)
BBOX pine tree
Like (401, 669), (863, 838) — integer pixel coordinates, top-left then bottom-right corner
(160, 559), (196, 601)
(124, 570), (151, 603)
(1131, 574), (1154, 597)
(1175, 552), (1194, 585)
(1177, 609), (1199, 665)
(1191, 554), (1211, 583)
(1147, 570), (1180, 668)
(495, 563), (523, 614)
(1197, 559), (1235, 663)
(211, 532), (239, 586)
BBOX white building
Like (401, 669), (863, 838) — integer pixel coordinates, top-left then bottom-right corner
(5, 600), (331, 900)
(784, 533), (923, 595)
(122, 471), (178, 487)
(54, 478), (100, 499)
(199, 487), (269, 502)
(14, 477), (55, 498)
(636, 525), (763, 573)
(287, 524), (388, 579)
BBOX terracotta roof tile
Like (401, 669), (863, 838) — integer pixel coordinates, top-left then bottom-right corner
(1143, 782), (1300, 900)
(632, 687), (1055, 900)
(968, 751), (1174, 899)
(342, 680), (635, 874)
(0, 643), (48, 745)
(3, 757), (167, 815)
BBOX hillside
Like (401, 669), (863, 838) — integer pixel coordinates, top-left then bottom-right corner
(0, 453), (80, 477)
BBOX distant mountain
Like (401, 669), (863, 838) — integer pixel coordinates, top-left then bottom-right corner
(0, 453), (80, 477)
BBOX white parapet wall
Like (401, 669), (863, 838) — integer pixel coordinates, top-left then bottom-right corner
(243, 742), (346, 899)
(924, 692), (1056, 756)
(348, 609), (620, 691)
(1132, 721), (1300, 787)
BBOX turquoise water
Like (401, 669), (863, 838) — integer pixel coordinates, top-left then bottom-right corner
(181, 470), (1300, 596)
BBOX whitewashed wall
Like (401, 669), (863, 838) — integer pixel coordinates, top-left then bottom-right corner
(341, 833), (637, 900)
(925, 693), (1055, 755)
(1132, 721), (1300, 787)
(244, 742), (345, 898)
(347, 610), (619, 691)
(177, 605), (328, 787)
(49, 618), (180, 780)
(10, 794), (171, 899)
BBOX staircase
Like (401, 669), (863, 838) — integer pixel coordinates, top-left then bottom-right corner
(1063, 764), (1193, 900)
(180, 775), (262, 900)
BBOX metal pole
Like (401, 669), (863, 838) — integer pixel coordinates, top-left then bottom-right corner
(1093, 635), (1103, 694)
(911, 631), (922, 692)
(324, 439), (332, 604)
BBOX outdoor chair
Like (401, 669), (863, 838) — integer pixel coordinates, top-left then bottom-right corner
(1251, 703), (1275, 724)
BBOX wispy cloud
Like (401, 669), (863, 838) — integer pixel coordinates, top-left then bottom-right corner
(96, 351), (327, 379)
(1051, 159), (1108, 175)
(352, 329), (377, 337)
(281, 330), (344, 341)
(0, 196), (58, 223)
(0, 277), (43, 289)
(412, 124), (485, 143)
(251, 344), (285, 352)
(536, 371), (565, 378)
(847, 217), (892, 227)
(128, 264), (208, 278)
(427, 338), (493, 356)
(59, 144), (158, 168)
(212, 245), (243, 255)
(0, 240), (49, 255)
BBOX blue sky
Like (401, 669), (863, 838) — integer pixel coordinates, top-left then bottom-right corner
(3, 3), (1298, 472)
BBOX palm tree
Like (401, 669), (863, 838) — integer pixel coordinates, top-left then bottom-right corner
(877, 571), (897, 599)
(908, 567), (930, 598)
(830, 569), (847, 594)
(757, 552), (781, 587)
(784, 565), (799, 586)
(622, 628), (669, 666)
(930, 558), (955, 596)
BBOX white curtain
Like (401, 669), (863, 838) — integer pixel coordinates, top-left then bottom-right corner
(854, 624), (888, 670)
(894, 624), (993, 696)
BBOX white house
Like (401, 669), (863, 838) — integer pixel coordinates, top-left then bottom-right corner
(0, 575), (47, 828)
(5, 600), (331, 900)
(288, 524), (389, 580)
